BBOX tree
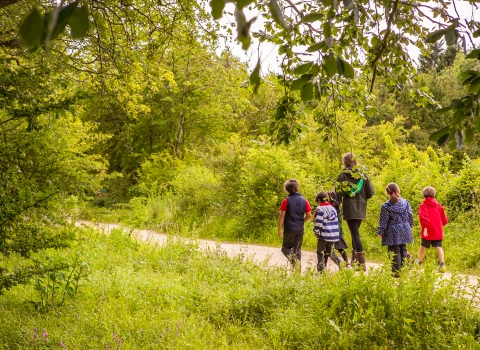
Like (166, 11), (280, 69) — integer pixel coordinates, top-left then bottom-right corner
(418, 41), (460, 73)
(0, 52), (105, 292)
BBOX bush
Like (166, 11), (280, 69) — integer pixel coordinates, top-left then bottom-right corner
(446, 157), (480, 219)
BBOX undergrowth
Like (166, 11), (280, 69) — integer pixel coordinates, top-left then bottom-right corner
(1, 226), (479, 349)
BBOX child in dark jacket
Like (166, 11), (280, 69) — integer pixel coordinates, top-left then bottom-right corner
(417, 186), (448, 272)
(377, 183), (414, 275)
(278, 179), (312, 269)
(313, 191), (341, 273)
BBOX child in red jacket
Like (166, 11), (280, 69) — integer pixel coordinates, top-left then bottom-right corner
(417, 186), (448, 272)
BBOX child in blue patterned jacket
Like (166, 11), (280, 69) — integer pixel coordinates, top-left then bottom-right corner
(377, 183), (414, 276)
(314, 191), (341, 273)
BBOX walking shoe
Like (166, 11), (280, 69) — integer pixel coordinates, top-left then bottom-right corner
(438, 262), (446, 273)
(406, 253), (415, 264)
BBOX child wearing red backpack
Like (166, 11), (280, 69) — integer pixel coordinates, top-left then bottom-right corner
(417, 186), (448, 272)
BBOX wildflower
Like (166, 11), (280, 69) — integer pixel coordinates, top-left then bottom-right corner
(60, 340), (67, 348)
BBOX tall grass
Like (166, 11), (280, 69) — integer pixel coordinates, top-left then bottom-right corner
(1, 226), (479, 349)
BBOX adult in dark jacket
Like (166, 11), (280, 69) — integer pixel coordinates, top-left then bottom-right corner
(377, 183), (414, 275)
(336, 152), (375, 271)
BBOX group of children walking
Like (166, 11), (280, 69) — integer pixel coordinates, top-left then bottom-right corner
(277, 152), (448, 275)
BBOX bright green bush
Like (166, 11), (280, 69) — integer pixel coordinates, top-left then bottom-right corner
(170, 163), (220, 216)
(446, 157), (480, 219)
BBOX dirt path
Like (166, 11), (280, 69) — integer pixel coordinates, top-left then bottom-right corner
(76, 220), (479, 287)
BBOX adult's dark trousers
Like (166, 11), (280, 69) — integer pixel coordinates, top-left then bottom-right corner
(388, 244), (408, 273)
(281, 231), (304, 265)
(346, 219), (363, 252)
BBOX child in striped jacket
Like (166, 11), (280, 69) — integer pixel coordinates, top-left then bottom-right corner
(314, 191), (341, 272)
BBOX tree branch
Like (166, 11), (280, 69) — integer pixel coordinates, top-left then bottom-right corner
(369, 0), (400, 93)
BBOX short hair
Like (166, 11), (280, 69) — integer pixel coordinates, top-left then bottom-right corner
(422, 186), (436, 198)
(315, 191), (329, 202)
(343, 152), (358, 168)
(284, 179), (300, 194)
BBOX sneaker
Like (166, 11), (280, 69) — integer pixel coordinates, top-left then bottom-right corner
(438, 262), (446, 273)
(345, 263), (353, 270)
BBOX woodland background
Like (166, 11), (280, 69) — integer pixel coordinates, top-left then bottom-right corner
(1, 0), (480, 348)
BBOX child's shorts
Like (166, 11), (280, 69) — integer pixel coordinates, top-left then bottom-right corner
(421, 239), (442, 248)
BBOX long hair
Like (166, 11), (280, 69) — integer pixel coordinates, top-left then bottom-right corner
(386, 182), (401, 204)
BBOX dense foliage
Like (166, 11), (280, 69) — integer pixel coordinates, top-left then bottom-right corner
(1, 227), (479, 349)
(2, 3), (480, 346)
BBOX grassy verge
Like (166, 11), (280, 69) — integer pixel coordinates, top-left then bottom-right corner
(1, 226), (480, 349)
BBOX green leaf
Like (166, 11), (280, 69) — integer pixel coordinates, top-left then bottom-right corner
(425, 29), (445, 43)
(438, 133), (450, 146)
(291, 78), (308, 91)
(322, 22), (331, 39)
(436, 106), (452, 114)
(51, 2), (79, 41)
(249, 60), (261, 93)
(68, 6), (89, 38)
(444, 28), (459, 46)
(301, 82), (314, 101)
(323, 55), (336, 78)
(429, 126), (449, 141)
(293, 62), (313, 75)
(467, 77), (480, 94)
(342, 60), (355, 79)
(307, 42), (326, 52)
(237, 0), (254, 10)
(19, 8), (44, 47)
(466, 49), (480, 59)
(452, 109), (465, 124)
(336, 57), (345, 76)
(451, 99), (464, 109)
(465, 125), (473, 143)
(234, 8), (255, 50)
(269, 0), (290, 31)
(473, 29), (480, 38)
(310, 64), (320, 76)
(301, 13), (323, 23)
(210, 0), (226, 19)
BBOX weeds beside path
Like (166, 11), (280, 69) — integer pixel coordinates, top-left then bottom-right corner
(75, 220), (479, 289)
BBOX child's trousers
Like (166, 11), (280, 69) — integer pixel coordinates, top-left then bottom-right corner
(388, 244), (408, 273)
(316, 239), (339, 272)
(281, 231), (304, 267)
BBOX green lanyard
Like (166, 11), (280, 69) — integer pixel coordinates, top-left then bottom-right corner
(349, 178), (364, 196)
